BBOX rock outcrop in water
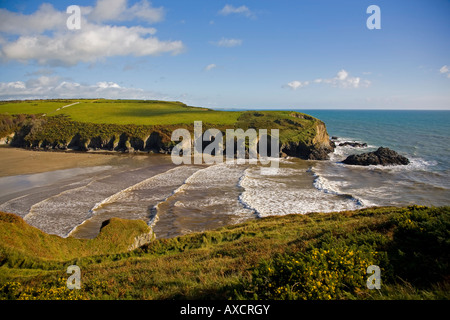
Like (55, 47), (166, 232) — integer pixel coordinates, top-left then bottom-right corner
(342, 147), (410, 166)
(339, 141), (368, 148)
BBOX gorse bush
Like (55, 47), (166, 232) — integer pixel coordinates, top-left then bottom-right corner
(0, 114), (36, 138)
(243, 206), (449, 300)
(247, 238), (381, 300)
(0, 278), (83, 300)
(0, 277), (113, 300)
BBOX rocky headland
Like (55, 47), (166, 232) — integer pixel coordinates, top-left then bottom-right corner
(1, 110), (336, 161)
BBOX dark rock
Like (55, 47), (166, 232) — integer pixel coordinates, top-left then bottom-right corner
(339, 141), (368, 148)
(329, 140), (336, 148)
(281, 141), (333, 160)
(343, 147), (410, 166)
(331, 136), (339, 140)
(145, 132), (164, 151)
(68, 134), (89, 151)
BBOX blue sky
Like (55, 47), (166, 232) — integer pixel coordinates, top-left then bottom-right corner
(0, 0), (449, 109)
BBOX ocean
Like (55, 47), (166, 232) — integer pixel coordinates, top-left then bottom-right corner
(305, 109), (450, 207)
(0, 110), (448, 239)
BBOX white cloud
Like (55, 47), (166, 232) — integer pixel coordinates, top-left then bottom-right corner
(0, 76), (170, 100)
(331, 69), (367, 88)
(88, 0), (164, 23)
(1, 81), (26, 90)
(285, 81), (309, 90)
(211, 38), (242, 47)
(218, 4), (254, 18)
(285, 70), (371, 90)
(439, 65), (450, 78)
(336, 69), (348, 81)
(0, 1), (182, 66)
(204, 63), (217, 71)
(96, 81), (121, 89)
(0, 4), (66, 35)
(87, 0), (127, 22)
(1, 24), (183, 66)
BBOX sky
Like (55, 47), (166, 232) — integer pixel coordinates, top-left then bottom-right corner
(0, 0), (449, 110)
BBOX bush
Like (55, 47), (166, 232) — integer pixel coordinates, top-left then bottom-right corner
(247, 238), (381, 300)
(0, 278), (84, 300)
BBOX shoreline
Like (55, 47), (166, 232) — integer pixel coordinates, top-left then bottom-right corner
(0, 146), (170, 178)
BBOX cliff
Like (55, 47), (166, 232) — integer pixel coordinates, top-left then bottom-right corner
(1, 103), (335, 160)
(280, 119), (334, 160)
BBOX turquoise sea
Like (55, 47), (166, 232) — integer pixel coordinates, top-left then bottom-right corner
(304, 110), (450, 207)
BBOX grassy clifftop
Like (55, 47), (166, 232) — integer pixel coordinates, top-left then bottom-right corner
(1, 206), (448, 300)
(0, 99), (334, 160)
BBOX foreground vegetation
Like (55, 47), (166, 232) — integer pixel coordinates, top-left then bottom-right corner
(0, 205), (448, 300)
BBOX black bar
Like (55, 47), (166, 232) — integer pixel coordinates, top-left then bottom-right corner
(1, 300), (447, 318)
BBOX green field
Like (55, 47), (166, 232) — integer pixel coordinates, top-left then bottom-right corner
(0, 100), (72, 115)
(0, 99), (242, 126)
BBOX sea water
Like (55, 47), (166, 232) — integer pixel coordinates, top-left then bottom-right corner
(0, 110), (448, 238)
(304, 110), (450, 207)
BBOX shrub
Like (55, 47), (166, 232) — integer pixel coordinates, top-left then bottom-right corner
(247, 238), (380, 300)
(0, 278), (84, 300)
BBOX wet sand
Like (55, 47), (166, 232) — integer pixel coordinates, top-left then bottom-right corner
(0, 147), (142, 177)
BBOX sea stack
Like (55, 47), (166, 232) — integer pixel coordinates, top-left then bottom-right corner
(343, 147), (410, 166)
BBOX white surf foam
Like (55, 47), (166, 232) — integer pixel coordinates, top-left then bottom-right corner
(238, 166), (362, 218)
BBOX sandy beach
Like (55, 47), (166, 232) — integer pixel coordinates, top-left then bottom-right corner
(0, 147), (121, 177)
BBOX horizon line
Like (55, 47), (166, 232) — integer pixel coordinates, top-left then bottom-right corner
(0, 98), (449, 111)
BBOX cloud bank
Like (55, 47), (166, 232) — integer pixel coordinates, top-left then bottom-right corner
(0, 1), (183, 66)
(0, 76), (169, 100)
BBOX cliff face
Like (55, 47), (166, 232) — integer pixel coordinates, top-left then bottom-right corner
(312, 121), (335, 159)
(4, 111), (335, 160)
(280, 120), (334, 160)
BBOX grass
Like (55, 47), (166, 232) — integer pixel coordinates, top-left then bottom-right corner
(0, 99), (78, 115)
(0, 99), (243, 126)
(0, 212), (152, 270)
(0, 205), (448, 300)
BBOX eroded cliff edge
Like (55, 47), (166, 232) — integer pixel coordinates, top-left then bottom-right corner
(1, 110), (335, 160)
